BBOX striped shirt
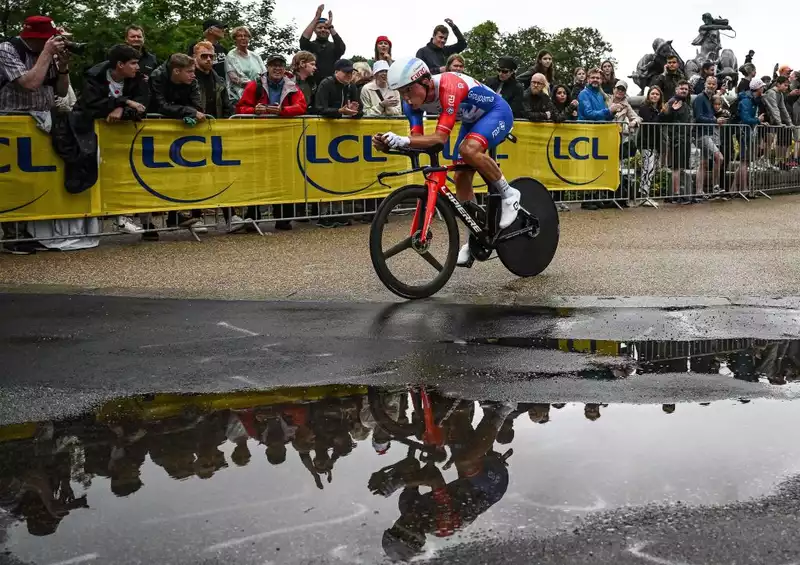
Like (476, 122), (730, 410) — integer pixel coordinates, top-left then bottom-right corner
(0, 40), (57, 112)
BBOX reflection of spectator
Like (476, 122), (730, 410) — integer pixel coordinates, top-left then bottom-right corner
(416, 19), (467, 75)
(570, 67), (586, 100)
(578, 68), (620, 122)
(187, 19), (228, 77)
(193, 41), (232, 118)
(291, 50), (317, 107)
(224, 26), (265, 104)
(521, 73), (554, 122)
(235, 54), (306, 117)
(124, 25), (157, 78)
(299, 5), (345, 84)
(661, 79), (693, 203)
(527, 403), (550, 424)
(374, 36), (393, 65)
(600, 60), (616, 95)
(652, 55), (686, 101)
(361, 60), (402, 117)
(313, 58), (361, 118)
(584, 403), (606, 421)
(662, 404), (676, 414)
(445, 54), (465, 73)
(484, 56), (524, 118)
(552, 84), (578, 122)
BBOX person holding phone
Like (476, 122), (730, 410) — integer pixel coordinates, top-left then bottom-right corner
(361, 60), (402, 117)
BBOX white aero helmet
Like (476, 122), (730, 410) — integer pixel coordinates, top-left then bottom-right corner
(387, 57), (430, 90)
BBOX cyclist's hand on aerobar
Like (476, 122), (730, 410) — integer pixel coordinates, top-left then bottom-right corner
(381, 131), (410, 150)
(372, 133), (391, 153)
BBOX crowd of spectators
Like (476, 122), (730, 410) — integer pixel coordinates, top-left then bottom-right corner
(1, 10), (799, 252)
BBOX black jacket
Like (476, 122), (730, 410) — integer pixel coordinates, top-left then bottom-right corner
(148, 63), (201, 118)
(195, 68), (232, 118)
(652, 70), (686, 101)
(137, 47), (158, 77)
(661, 97), (692, 144)
(484, 75), (524, 118)
(415, 25), (467, 75)
(521, 90), (555, 122)
(637, 104), (665, 151)
(299, 35), (346, 83)
(295, 75), (314, 107)
(313, 75), (362, 118)
(570, 82), (585, 101)
(74, 61), (149, 120)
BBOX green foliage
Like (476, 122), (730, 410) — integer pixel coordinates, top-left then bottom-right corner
(462, 20), (614, 84)
(350, 54), (368, 63)
(1, 0), (296, 89)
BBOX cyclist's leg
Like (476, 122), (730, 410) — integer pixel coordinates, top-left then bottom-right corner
(452, 122), (477, 203)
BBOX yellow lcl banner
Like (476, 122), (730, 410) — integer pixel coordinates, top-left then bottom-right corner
(0, 117), (620, 222)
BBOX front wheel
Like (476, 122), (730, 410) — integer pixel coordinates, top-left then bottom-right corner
(496, 177), (560, 277)
(369, 185), (460, 300)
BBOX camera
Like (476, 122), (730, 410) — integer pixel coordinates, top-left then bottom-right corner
(55, 34), (88, 55)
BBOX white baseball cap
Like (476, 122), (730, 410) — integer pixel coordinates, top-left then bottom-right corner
(372, 60), (390, 75)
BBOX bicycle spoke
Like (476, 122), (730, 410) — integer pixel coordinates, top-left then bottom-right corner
(384, 237), (413, 260)
(421, 252), (443, 272)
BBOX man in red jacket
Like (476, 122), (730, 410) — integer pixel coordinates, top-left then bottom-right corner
(235, 53), (307, 116)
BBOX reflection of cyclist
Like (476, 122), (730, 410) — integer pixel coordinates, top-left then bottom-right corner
(372, 56), (521, 268)
(369, 402), (515, 561)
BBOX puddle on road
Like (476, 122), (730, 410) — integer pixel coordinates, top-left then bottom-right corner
(1, 385), (800, 564)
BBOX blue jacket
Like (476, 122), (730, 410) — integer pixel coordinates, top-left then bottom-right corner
(692, 91), (716, 136)
(738, 90), (761, 126)
(577, 85), (612, 122)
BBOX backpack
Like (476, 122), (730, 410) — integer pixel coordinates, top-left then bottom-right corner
(728, 97), (740, 123)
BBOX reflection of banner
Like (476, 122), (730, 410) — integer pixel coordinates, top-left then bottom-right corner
(0, 117), (620, 222)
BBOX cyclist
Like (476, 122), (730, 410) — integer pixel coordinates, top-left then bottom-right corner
(372, 56), (520, 267)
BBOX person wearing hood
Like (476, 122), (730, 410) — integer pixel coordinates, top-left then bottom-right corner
(361, 60), (401, 117)
(521, 73), (555, 122)
(660, 79), (694, 203)
(415, 19), (467, 75)
(731, 78), (766, 195)
(484, 56), (524, 118)
(299, 4), (346, 85)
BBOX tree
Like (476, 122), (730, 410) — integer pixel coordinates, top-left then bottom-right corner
(461, 20), (502, 81)
(548, 27), (614, 84)
(502, 25), (549, 74)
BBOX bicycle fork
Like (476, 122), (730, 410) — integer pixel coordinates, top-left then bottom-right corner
(411, 171), (448, 244)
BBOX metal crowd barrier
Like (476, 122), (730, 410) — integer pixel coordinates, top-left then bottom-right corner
(4, 117), (800, 248)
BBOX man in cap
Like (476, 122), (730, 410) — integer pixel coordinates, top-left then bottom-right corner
(235, 54), (307, 117)
(313, 58), (361, 118)
(187, 19), (227, 76)
(0, 15), (71, 254)
(483, 56), (524, 118)
(300, 4), (345, 84)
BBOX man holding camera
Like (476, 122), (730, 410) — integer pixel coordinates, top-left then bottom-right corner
(0, 15), (71, 254)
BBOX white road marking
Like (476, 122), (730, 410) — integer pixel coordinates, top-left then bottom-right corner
(217, 322), (260, 337)
(230, 375), (262, 387)
(626, 543), (691, 565)
(142, 493), (309, 524)
(46, 554), (99, 565)
(205, 504), (369, 551)
(348, 370), (396, 379)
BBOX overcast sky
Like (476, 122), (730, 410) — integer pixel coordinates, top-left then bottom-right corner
(273, 1), (788, 81)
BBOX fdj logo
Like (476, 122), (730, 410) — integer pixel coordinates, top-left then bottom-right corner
(0, 137), (57, 173)
(546, 131), (609, 187)
(129, 129), (240, 204)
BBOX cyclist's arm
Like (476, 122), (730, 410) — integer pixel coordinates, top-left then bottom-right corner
(406, 74), (464, 149)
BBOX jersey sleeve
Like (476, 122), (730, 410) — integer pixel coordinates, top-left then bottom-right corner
(402, 101), (424, 135)
(435, 73), (469, 135)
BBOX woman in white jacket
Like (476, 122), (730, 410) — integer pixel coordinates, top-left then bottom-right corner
(360, 60), (403, 117)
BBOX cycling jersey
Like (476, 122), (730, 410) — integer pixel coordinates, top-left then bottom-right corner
(402, 72), (513, 156)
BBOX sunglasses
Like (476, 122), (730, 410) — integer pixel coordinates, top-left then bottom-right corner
(199, 54), (213, 60)
(497, 68), (512, 73)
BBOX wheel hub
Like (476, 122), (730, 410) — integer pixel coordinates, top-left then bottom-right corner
(411, 230), (432, 253)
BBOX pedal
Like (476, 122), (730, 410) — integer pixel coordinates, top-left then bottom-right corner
(468, 234), (492, 261)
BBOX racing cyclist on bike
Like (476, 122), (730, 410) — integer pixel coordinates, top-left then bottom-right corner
(371, 56), (520, 268)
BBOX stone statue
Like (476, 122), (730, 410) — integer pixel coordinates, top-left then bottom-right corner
(685, 13), (736, 81)
(629, 38), (685, 95)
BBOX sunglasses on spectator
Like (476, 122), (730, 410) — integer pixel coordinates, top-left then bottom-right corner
(199, 53), (213, 60)
(497, 68), (512, 73)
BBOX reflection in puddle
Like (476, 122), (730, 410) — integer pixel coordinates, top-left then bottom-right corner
(1, 385), (799, 564)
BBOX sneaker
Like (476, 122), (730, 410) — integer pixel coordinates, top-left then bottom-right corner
(117, 216), (143, 234)
(228, 215), (246, 234)
(335, 218), (353, 227)
(556, 202), (570, 212)
(142, 223), (159, 241)
(191, 222), (208, 234)
(581, 202), (598, 210)
(317, 218), (337, 229)
(274, 220), (292, 231)
(498, 187), (521, 230)
(2, 241), (37, 255)
(178, 216), (200, 228)
(456, 243), (474, 268)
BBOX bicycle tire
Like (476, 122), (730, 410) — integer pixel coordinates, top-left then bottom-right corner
(496, 177), (560, 277)
(367, 386), (423, 438)
(369, 184), (460, 299)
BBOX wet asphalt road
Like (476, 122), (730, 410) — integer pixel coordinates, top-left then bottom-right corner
(3, 293), (800, 564)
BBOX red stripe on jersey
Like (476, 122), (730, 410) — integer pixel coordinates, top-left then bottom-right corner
(465, 132), (489, 149)
(410, 125), (424, 135)
(435, 73), (469, 137)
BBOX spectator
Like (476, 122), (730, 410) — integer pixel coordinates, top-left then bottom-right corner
(360, 60), (401, 117)
(225, 26), (265, 104)
(693, 61), (716, 94)
(660, 79), (693, 203)
(521, 73), (555, 122)
(578, 67), (620, 122)
(0, 15), (71, 255)
(313, 58), (361, 118)
(570, 67), (586, 100)
(149, 54), (206, 229)
(712, 94), (735, 197)
(551, 84), (577, 122)
(291, 51), (317, 108)
(762, 75), (793, 166)
(299, 5), (345, 84)
(193, 41), (232, 118)
(188, 19), (228, 77)
(534, 50), (555, 90)
(610, 80), (641, 158)
(74, 44), (148, 235)
(693, 76), (724, 196)
(652, 55), (686, 100)
(484, 56), (524, 118)
(600, 60), (616, 95)
(352, 62), (372, 98)
(415, 19), (467, 75)
(374, 36), (393, 65)
(637, 86), (665, 203)
(737, 62), (756, 94)
(124, 25), (157, 78)
(445, 54), (465, 73)
(732, 78), (766, 195)
(235, 54), (306, 117)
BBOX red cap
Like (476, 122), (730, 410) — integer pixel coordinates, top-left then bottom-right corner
(20, 16), (59, 39)
(375, 35), (392, 48)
